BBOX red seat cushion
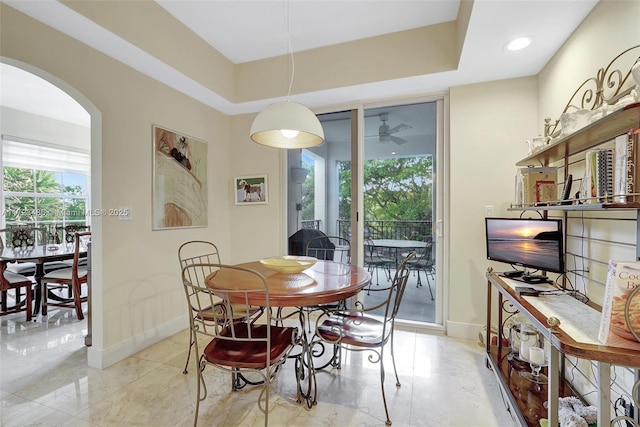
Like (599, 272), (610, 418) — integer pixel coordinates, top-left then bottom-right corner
(203, 323), (296, 369)
(318, 313), (390, 348)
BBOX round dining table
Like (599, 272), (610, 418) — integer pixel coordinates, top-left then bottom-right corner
(206, 259), (371, 408)
(206, 259), (371, 307)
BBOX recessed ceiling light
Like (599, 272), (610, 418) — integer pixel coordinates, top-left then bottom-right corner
(505, 37), (532, 51)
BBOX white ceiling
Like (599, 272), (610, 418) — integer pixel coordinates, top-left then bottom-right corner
(156, 0), (460, 64)
(1, 0), (599, 128)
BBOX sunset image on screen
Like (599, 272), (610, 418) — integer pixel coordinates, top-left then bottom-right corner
(485, 218), (564, 273)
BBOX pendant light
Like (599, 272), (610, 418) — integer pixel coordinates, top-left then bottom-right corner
(249, 2), (324, 149)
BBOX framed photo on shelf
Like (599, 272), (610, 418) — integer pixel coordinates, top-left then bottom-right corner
(234, 175), (268, 205)
(152, 125), (208, 230)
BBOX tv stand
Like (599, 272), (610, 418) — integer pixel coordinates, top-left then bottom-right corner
(485, 270), (640, 427)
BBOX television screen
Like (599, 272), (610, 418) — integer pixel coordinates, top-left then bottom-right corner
(485, 217), (564, 274)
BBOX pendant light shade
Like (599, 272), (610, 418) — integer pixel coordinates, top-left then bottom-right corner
(250, 101), (324, 149)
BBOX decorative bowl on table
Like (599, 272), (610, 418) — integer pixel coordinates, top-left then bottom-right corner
(259, 256), (317, 274)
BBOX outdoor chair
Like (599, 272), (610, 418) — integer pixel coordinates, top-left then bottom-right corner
(314, 252), (415, 426)
(40, 231), (90, 319)
(363, 238), (394, 292)
(182, 263), (298, 427)
(406, 242), (434, 299)
(178, 240), (263, 375)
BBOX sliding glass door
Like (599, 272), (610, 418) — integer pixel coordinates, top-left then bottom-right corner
(287, 100), (442, 326)
(362, 102), (437, 323)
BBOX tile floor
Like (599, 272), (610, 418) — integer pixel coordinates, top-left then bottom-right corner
(1, 307), (517, 427)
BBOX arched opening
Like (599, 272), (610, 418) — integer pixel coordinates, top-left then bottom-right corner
(0, 58), (103, 365)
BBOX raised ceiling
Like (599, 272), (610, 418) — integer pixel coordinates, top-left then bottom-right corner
(1, 0), (599, 125)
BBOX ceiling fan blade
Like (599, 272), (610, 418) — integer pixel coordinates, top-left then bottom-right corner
(389, 123), (412, 134)
(390, 135), (407, 145)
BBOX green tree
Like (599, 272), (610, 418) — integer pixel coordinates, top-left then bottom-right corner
(337, 161), (351, 219)
(3, 168), (65, 222)
(363, 157), (432, 221)
(301, 161), (315, 220)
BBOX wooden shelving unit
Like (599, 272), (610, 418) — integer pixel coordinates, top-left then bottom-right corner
(516, 102), (640, 167)
(486, 272), (640, 427)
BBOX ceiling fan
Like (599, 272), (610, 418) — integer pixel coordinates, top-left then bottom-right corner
(373, 112), (412, 145)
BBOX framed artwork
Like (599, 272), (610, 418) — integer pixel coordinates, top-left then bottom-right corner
(234, 175), (268, 205)
(152, 125), (207, 229)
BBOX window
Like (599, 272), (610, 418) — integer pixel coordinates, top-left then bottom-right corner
(1, 137), (90, 241)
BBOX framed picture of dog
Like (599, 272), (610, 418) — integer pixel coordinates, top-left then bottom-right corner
(152, 125), (208, 229)
(235, 175), (268, 205)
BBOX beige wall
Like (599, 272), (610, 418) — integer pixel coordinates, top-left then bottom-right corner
(538, 0), (640, 124)
(448, 77), (538, 337)
(229, 114), (286, 262)
(1, 5), (232, 367)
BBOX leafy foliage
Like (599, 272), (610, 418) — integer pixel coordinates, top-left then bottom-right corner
(3, 167), (87, 223)
(334, 156), (432, 222)
(363, 157), (432, 221)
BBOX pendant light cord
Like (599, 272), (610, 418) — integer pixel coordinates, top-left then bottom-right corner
(285, 0), (295, 99)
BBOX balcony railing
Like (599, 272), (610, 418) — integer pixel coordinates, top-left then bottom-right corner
(337, 219), (432, 242)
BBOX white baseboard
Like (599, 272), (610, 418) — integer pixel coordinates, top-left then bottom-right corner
(446, 320), (482, 341)
(87, 314), (188, 369)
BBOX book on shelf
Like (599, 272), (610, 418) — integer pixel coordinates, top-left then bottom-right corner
(613, 129), (640, 203)
(517, 167), (557, 206)
(584, 148), (613, 204)
(598, 260), (640, 350)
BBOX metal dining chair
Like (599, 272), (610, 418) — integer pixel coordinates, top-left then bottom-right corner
(363, 238), (394, 292)
(305, 235), (350, 263)
(182, 263), (298, 427)
(406, 242), (434, 299)
(177, 240), (263, 375)
(314, 252), (415, 426)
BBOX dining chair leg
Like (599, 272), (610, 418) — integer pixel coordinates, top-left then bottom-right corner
(183, 328), (194, 374)
(424, 269), (434, 300)
(72, 280), (84, 320)
(41, 282), (48, 316)
(390, 329), (401, 387)
(25, 285), (32, 322)
(379, 352), (392, 426)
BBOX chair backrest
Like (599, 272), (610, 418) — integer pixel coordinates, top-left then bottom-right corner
(181, 263), (275, 362)
(178, 241), (222, 290)
(72, 231), (91, 281)
(385, 252), (415, 321)
(55, 224), (91, 244)
(0, 226), (46, 249)
(363, 238), (388, 261)
(416, 242), (433, 261)
(306, 235), (350, 263)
